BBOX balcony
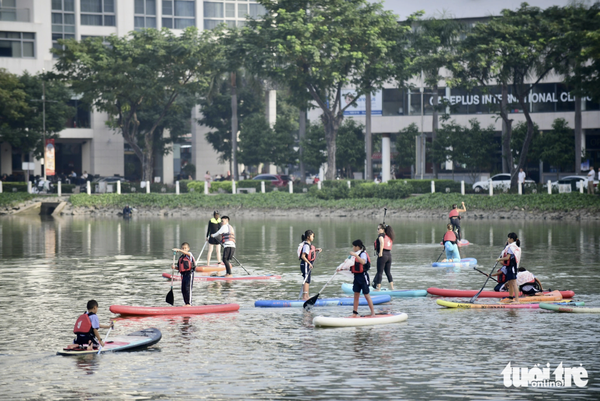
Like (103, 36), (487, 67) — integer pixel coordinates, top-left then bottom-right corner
(0, 7), (30, 23)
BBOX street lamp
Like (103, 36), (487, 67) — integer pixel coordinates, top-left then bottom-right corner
(42, 67), (46, 181)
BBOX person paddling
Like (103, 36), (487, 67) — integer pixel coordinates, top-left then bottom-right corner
(349, 239), (375, 317)
(211, 216), (235, 277)
(449, 202), (466, 241)
(173, 242), (196, 306)
(66, 300), (113, 350)
(205, 211), (223, 267)
(373, 223), (395, 290)
(441, 223), (461, 262)
(298, 230), (322, 300)
(495, 233), (521, 303)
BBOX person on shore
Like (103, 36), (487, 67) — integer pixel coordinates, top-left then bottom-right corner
(349, 239), (375, 317)
(518, 168), (526, 185)
(587, 167), (595, 194)
(373, 223), (394, 290)
(205, 211), (223, 267)
(298, 230), (322, 300)
(66, 300), (113, 350)
(448, 202), (466, 241)
(204, 171), (212, 190)
(211, 216), (235, 277)
(173, 242), (196, 306)
(441, 223), (461, 262)
(123, 204), (133, 218)
(495, 233), (521, 303)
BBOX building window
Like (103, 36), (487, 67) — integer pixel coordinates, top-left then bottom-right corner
(134, 0), (156, 30)
(0, 31), (35, 58)
(163, 0), (195, 29)
(80, 0), (116, 26)
(248, 3), (266, 18)
(66, 99), (91, 129)
(52, 0), (75, 58)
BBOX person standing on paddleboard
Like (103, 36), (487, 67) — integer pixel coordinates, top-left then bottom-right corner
(495, 233), (521, 303)
(350, 239), (375, 317)
(205, 211), (223, 267)
(449, 202), (466, 241)
(298, 230), (322, 301)
(211, 216), (235, 277)
(373, 223), (395, 290)
(441, 223), (461, 262)
(173, 243), (196, 306)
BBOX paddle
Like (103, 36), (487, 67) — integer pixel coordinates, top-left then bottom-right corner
(469, 251), (503, 303)
(298, 251), (321, 300)
(435, 249), (444, 263)
(303, 269), (340, 311)
(473, 267), (498, 282)
(383, 207), (387, 225)
(166, 251), (176, 305)
(196, 240), (208, 264)
(97, 321), (114, 355)
(232, 255), (250, 275)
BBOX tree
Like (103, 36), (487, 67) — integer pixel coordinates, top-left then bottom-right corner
(300, 121), (327, 171)
(238, 113), (272, 167)
(539, 118), (576, 180)
(0, 69), (28, 135)
(245, 0), (399, 179)
(394, 123), (420, 170)
(431, 120), (464, 180)
(53, 28), (221, 181)
(510, 121), (542, 171)
(335, 119), (365, 178)
(459, 119), (497, 184)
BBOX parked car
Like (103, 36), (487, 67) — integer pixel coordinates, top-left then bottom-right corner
(549, 175), (598, 191)
(252, 174), (289, 187)
(472, 173), (535, 192)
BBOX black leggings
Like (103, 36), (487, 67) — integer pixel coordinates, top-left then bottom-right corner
(450, 218), (461, 241)
(373, 250), (392, 287)
(222, 247), (235, 275)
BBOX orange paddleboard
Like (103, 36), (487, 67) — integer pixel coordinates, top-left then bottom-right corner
(500, 290), (563, 303)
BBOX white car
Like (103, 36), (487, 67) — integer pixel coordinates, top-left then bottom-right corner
(472, 173), (535, 192)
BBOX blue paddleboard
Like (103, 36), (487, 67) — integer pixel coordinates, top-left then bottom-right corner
(341, 283), (427, 297)
(254, 295), (392, 308)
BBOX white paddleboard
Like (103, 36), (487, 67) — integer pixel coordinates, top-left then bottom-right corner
(313, 312), (408, 327)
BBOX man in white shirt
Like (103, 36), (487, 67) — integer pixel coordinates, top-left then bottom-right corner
(518, 168), (526, 184)
(587, 167), (595, 194)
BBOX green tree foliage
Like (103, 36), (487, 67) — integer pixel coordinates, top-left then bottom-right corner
(245, 0), (400, 179)
(238, 114), (271, 167)
(0, 69), (28, 134)
(511, 121), (542, 168)
(539, 118), (576, 179)
(300, 121), (327, 171)
(53, 28), (221, 181)
(335, 119), (365, 178)
(394, 123), (419, 169)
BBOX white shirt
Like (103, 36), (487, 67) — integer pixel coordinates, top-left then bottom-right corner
(587, 169), (595, 182)
(212, 224), (235, 247)
(518, 171), (526, 184)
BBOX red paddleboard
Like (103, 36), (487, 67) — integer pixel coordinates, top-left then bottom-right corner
(109, 303), (239, 316)
(162, 273), (282, 281)
(427, 287), (575, 299)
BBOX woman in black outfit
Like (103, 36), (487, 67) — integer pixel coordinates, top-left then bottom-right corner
(205, 211), (223, 266)
(373, 223), (395, 290)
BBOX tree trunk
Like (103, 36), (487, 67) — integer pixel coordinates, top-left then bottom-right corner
(365, 92), (372, 180)
(299, 109), (306, 182)
(322, 111), (341, 180)
(432, 84), (438, 178)
(511, 94), (535, 190)
(143, 132), (154, 182)
(575, 95), (582, 174)
(501, 84), (513, 175)
(231, 72), (239, 181)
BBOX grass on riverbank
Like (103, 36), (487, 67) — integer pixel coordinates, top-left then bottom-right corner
(0, 193), (36, 207)
(66, 192), (600, 212)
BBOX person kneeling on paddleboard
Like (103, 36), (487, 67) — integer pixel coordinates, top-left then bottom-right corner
(495, 233), (521, 303)
(349, 240), (375, 317)
(298, 230), (323, 301)
(441, 224), (461, 262)
(491, 266), (508, 292)
(66, 300), (113, 350)
(516, 267), (543, 296)
(173, 243), (196, 306)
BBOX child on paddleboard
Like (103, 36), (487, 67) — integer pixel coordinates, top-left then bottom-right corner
(66, 300), (113, 350)
(173, 243), (196, 306)
(298, 230), (322, 301)
(349, 239), (375, 317)
(495, 233), (521, 303)
(441, 223), (461, 262)
(516, 267), (543, 296)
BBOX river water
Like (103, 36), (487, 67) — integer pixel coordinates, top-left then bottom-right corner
(0, 215), (599, 400)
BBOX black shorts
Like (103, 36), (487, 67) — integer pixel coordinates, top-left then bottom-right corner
(75, 333), (98, 346)
(208, 237), (220, 245)
(353, 272), (370, 295)
(300, 261), (312, 284)
(505, 265), (517, 281)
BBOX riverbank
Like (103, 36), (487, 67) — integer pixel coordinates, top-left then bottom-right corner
(2, 192), (599, 220)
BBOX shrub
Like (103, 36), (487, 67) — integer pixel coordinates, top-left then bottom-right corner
(388, 179), (462, 193)
(1, 182), (28, 192)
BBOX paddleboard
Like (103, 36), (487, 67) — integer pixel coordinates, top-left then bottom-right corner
(162, 273), (282, 281)
(57, 328), (162, 355)
(313, 313), (408, 327)
(254, 295), (392, 308)
(195, 265), (225, 272)
(427, 287), (575, 299)
(109, 303), (240, 316)
(439, 239), (470, 246)
(340, 283), (427, 297)
(539, 303), (600, 313)
(499, 290), (562, 303)
(437, 299), (584, 309)
(432, 258), (477, 268)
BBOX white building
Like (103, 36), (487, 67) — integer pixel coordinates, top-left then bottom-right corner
(0, 0), (265, 183)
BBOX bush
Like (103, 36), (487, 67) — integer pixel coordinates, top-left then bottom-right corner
(0, 192), (35, 206)
(1, 182), (28, 192)
(389, 179), (462, 193)
(322, 179), (367, 189)
(310, 184), (350, 200)
(349, 182), (413, 199)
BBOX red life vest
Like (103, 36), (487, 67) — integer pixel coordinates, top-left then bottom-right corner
(374, 235), (393, 252)
(74, 312), (93, 334)
(298, 242), (316, 262)
(443, 231), (457, 243)
(449, 209), (459, 219)
(496, 268), (506, 284)
(350, 251), (371, 274)
(178, 254), (196, 273)
(221, 225), (235, 244)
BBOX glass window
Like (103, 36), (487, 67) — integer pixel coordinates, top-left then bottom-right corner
(163, 0), (173, 15)
(175, 0), (194, 16)
(164, 1), (195, 29)
(175, 18), (195, 29)
(81, 0), (115, 26)
(204, 19), (222, 29)
(64, 13), (75, 24)
(52, 0), (63, 10)
(237, 3), (247, 17)
(81, 0), (102, 13)
(204, 2), (223, 18)
(146, 0), (156, 15)
(103, 0), (114, 13)
(382, 88), (405, 116)
(162, 17), (173, 28)
(52, 13), (63, 24)
(64, 0), (75, 11)
(556, 83), (575, 112)
(146, 17), (156, 27)
(104, 15), (115, 26)
(135, 0), (145, 14)
(81, 14), (102, 25)
(249, 3), (265, 18)
(225, 3), (235, 18)
(134, 16), (145, 28)
(22, 42), (33, 57)
(531, 83), (556, 113)
(0, 31), (35, 58)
